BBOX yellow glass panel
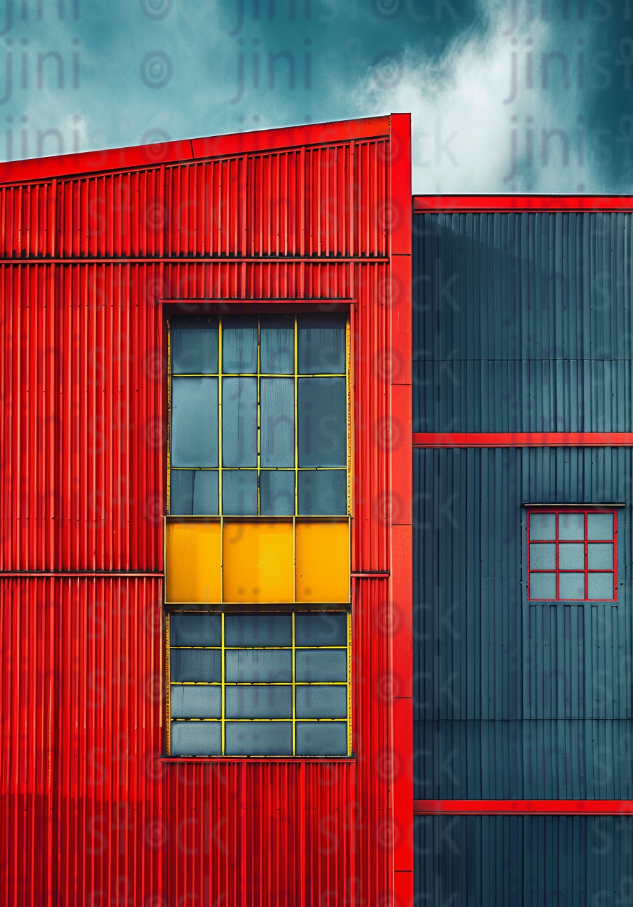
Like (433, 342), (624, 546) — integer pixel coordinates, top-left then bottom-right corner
(166, 521), (222, 603)
(295, 520), (350, 603)
(223, 521), (294, 603)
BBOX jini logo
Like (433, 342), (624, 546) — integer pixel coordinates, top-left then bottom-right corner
(229, 37), (312, 105)
(0, 37), (81, 105)
(0, 0), (81, 37)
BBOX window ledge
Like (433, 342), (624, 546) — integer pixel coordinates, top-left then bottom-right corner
(159, 755), (356, 763)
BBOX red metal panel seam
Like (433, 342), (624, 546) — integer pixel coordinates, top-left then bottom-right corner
(388, 113), (413, 905)
(413, 195), (633, 212)
(414, 800), (633, 814)
(413, 432), (633, 447)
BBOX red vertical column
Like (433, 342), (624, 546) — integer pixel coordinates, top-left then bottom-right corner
(388, 113), (413, 907)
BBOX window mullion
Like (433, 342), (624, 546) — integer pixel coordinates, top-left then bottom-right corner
(221, 612), (226, 756)
(292, 612), (296, 756)
(556, 513), (560, 601)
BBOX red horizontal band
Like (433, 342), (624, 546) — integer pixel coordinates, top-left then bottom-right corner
(413, 433), (633, 448)
(414, 800), (633, 815)
(413, 195), (633, 213)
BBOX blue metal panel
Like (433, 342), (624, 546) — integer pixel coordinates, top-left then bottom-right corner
(413, 212), (633, 432)
(415, 720), (633, 800)
(415, 816), (633, 906)
(413, 447), (633, 798)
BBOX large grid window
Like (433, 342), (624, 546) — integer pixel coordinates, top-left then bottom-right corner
(168, 612), (350, 756)
(527, 508), (617, 601)
(165, 311), (352, 758)
(168, 313), (349, 517)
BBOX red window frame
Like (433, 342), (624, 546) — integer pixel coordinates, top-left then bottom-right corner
(527, 508), (618, 602)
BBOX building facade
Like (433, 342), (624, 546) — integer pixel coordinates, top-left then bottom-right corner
(1, 116), (632, 905)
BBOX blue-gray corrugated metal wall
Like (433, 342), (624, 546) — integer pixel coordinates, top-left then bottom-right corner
(414, 447), (632, 799)
(413, 212), (633, 900)
(413, 212), (633, 432)
(415, 815), (633, 906)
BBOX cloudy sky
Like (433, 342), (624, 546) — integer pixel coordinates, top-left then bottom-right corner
(3, 0), (633, 193)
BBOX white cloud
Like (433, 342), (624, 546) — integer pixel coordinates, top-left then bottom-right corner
(352, 1), (597, 194)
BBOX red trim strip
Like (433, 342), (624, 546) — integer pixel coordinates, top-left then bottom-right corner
(413, 195), (633, 213)
(414, 800), (633, 815)
(413, 433), (633, 448)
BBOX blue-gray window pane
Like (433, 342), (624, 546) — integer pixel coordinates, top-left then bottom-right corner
(297, 378), (346, 467)
(170, 721), (221, 756)
(224, 614), (292, 647)
(529, 573), (556, 599)
(587, 513), (614, 539)
(295, 722), (347, 756)
(295, 649), (347, 682)
(261, 378), (294, 467)
(529, 543), (556, 569)
(297, 315), (345, 374)
(298, 470), (347, 515)
(222, 471), (258, 515)
(171, 325), (218, 374)
(295, 613), (347, 646)
(225, 650), (293, 683)
(559, 543), (585, 570)
(170, 469), (194, 514)
(260, 471), (295, 515)
(170, 649), (222, 683)
(225, 722), (293, 756)
(222, 317), (258, 373)
(295, 685), (347, 718)
(170, 614), (222, 646)
(559, 573), (585, 599)
(192, 470), (219, 515)
(260, 318), (294, 374)
(559, 512), (585, 540)
(529, 513), (556, 540)
(171, 378), (218, 467)
(225, 686), (293, 718)
(587, 543), (614, 569)
(587, 572), (614, 599)
(170, 685), (222, 718)
(222, 377), (257, 467)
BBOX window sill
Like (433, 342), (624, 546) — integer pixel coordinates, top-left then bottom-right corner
(159, 755), (356, 763)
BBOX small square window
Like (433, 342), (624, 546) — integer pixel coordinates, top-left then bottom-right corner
(527, 508), (617, 602)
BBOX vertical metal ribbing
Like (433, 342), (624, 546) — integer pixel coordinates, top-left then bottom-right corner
(257, 317), (261, 514)
(294, 314), (299, 517)
(219, 319), (224, 603)
(1, 127), (398, 907)
(166, 321), (172, 515)
(346, 316), (352, 519)
(218, 317), (224, 516)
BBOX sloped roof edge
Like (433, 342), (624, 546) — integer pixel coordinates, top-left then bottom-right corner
(0, 115), (392, 186)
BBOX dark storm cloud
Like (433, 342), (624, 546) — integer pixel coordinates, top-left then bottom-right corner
(0, 0), (631, 192)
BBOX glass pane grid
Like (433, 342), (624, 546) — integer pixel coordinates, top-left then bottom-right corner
(527, 509), (617, 602)
(168, 612), (350, 757)
(168, 315), (349, 518)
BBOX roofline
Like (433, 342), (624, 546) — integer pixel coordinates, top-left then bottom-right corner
(0, 115), (392, 186)
(413, 195), (633, 212)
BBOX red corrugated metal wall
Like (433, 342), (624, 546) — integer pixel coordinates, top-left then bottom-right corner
(0, 116), (413, 905)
